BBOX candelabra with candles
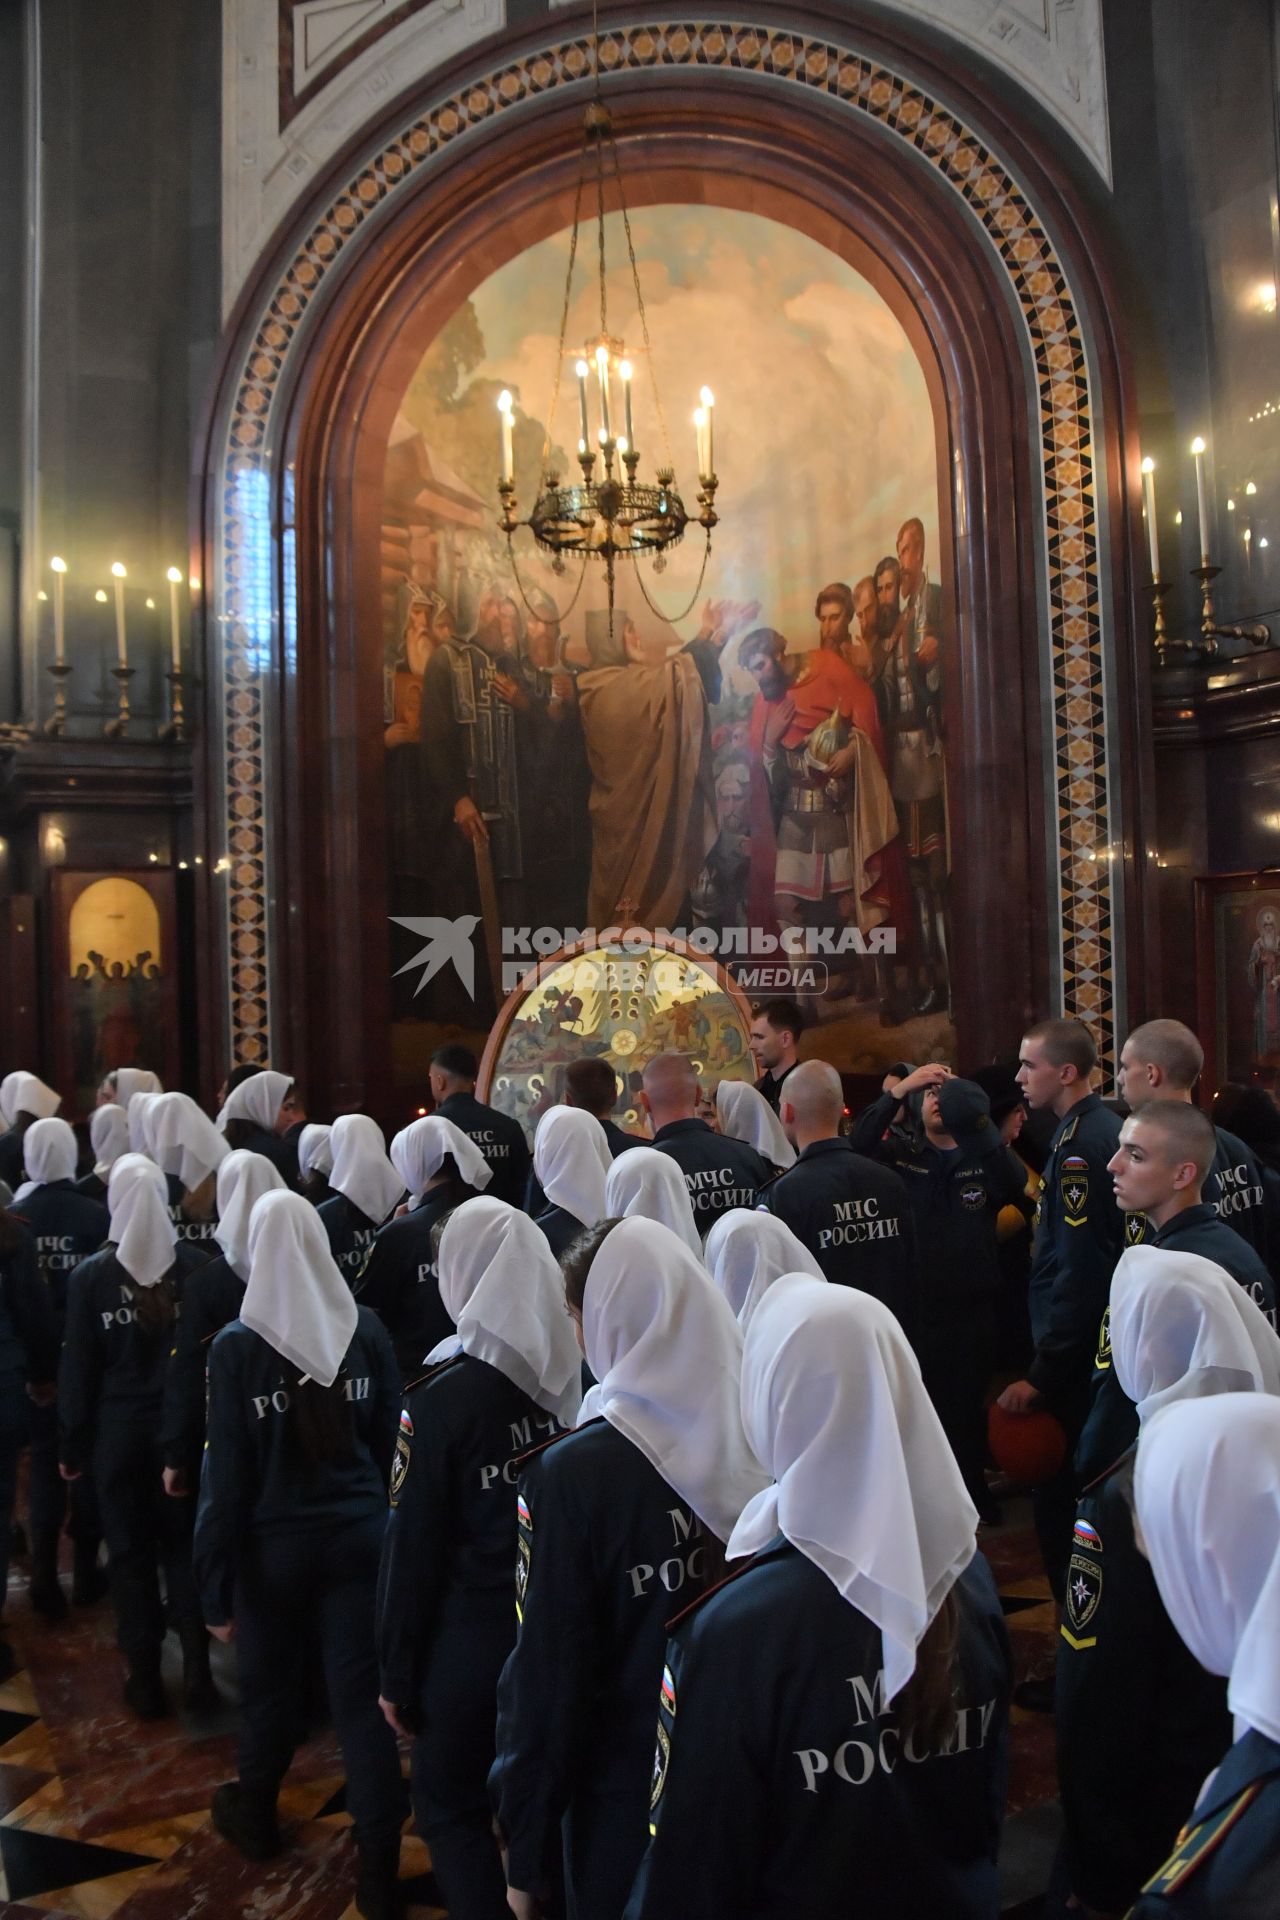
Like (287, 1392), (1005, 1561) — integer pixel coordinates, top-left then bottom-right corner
(1142, 445), (1272, 666)
(493, 79), (721, 636)
(36, 553), (193, 738)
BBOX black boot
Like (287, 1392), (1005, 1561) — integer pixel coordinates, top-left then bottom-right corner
(211, 1782), (281, 1861)
(180, 1622), (220, 1714)
(123, 1659), (171, 1722)
(354, 1844), (402, 1920)
(28, 1535), (68, 1622)
(72, 1543), (109, 1607)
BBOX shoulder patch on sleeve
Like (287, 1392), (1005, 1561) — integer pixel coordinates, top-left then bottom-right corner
(1140, 1783), (1262, 1898)
(1094, 1306), (1111, 1370)
(1125, 1211), (1149, 1247)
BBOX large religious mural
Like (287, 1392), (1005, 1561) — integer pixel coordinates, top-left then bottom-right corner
(383, 205), (950, 1077)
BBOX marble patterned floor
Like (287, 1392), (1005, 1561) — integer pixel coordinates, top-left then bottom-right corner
(0, 1510), (1059, 1918)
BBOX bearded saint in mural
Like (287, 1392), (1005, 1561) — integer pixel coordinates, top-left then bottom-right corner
(574, 600), (755, 928)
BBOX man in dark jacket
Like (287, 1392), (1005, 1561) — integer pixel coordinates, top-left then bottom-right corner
(428, 1045), (530, 1209)
(642, 1054), (771, 1235)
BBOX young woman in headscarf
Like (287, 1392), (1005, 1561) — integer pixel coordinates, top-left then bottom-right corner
(99, 1067), (162, 1109)
(216, 1068), (298, 1183)
(297, 1122), (336, 1206)
(9, 1116), (109, 1618)
(0, 1072), (61, 1191)
(704, 1206), (824, 1328)
(604, 1147), (704, 1260)
(193, 1190), (403, 1919)
(714, 1079), (796, 1178)
(58, 1154), (214, 1718)
(1129, 1394), (1280, 1914)
(160, 1151), (285, 1497)
(150, 1091), (228, 1258)
(127, 1088), (163, 1159)
(1056, 1244), (1280, 1916)
(492, 1216), (769, 1920)
(77, 1103), (129, 1204)
(376, 1198), (581, 1920)
(317, 1113), (406, 1285)
(627, 1277), (1011, 1920)
(0, 1201), (58, 1672)
(531, 1106), (610, 1256)
(356, 1115), (491, 1376)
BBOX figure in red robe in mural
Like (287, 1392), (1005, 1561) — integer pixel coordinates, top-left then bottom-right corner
(741, 627), (906, 995)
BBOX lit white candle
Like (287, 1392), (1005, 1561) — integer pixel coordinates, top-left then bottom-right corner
(700, 386), (715, 476)
(694, 407), (708, 480)
(110, 561), (128, 665)
(620, 360), (635, 454)
(576, 360), (591, 447)
(497, 390), (514, 484)
(166, 567), (183, 670)
(595, 345), (611, 442)
(1140, 457), (1160, 580)
(49, 556), (67, 665)
(1190, 436), (1210, 564)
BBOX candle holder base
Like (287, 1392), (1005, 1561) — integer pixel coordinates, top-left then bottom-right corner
(1191, 563), (1222, 655)
(156, 666), (188, 741)
(103, 665), (136, 739)
(41, 661), (73, 737)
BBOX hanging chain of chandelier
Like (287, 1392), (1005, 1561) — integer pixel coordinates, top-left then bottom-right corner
(495, 85), (720, 629)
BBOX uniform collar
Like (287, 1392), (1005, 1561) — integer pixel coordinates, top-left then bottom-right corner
(1192, 1727), (1280, 1823)
(1153, 1204), (1217, 1245)
(1054, 1092), (1102, 1139)
(652, 1117), (712, 1143)
(795, 1136), (854, 1162)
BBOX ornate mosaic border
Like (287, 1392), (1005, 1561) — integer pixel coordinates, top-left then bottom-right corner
(213, 16), (1117, 1070)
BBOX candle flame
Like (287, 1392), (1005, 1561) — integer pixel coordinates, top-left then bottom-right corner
(700, 386), (715, 408)
(49, 555), (67, 574)
(694, 408), (708, 428)
(94, 589), (108, 602)
(110, 561), (127, 578)
(1246, 481), (1257, 495)
(619, 360), (633, 381)
(595, 344), (609, 366)
(1190, 436), (1206, 455)
(1141, 456), (1155, 474)
(497, 390), (513, 414)
(145, 597), (156, 609)
(166, 566), (184, 583)
(575, 359), (590, 378)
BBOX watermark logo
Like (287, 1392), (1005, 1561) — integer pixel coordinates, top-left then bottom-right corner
(391, 918), (894, 1002)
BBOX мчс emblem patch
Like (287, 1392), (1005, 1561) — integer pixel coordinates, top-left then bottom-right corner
(1062, 1550), (1102, 1646)
(1125, 1211), (1148, 1247)
(1060, 1154), (1090, 1223)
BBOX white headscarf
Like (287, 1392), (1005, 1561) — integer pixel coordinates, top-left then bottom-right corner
(113, 1067), (162, 1107)
(128, 1091), (162, 1157)
(217, 1068), (293, 1135)
(241, 1188), (358, 1388)
(391, 1115), (492, 1202)
(150, 1091), (230, 1194)
(705, 1207), (825, 1327)
(716, 1079), (796, 1169)
(729, 1275), (978, 1702)
(0, 1072), (60, 1126)
(328, 1113), (405, 1227)
(1136, 1394), (1280, 1746)
(12, 1116), (78, 1204)
(298, 1123), (334, 1181)
(215, 1149), (286, 1282)
(582, 1217), (769, 1542)
(107, 1153), (177, 1289)
(90, 1103), (129, 1181)
(533, 1106), (610, 1227)
(1112, 1244), (1280, 1423)
(604, 1146), (703, 1259)
(437, 1197), (582, 1424)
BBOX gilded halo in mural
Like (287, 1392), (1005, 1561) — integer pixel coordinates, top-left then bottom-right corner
(478, 941), (755, 1144)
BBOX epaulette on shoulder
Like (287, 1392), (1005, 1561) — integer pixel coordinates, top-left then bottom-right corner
(515, 1422), (590, 1470)
(1080, 1442), (1137, 1497)
(665, 1553), (760, 1632)
(1140, 1783), (1263, 1899)
(1060, 1114), (1080, 1144)
(753, 1170), (785, 1200)
(405, 1354), (465, 1395)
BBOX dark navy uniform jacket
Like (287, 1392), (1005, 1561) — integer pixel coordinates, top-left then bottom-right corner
(376, 1354), (562, 1712)
(0, 1227), (60, 1384)
(754, 1064), (798, 1115)
(1120, 1126), (1269, 1265)
(1026, 1093), (1124, 1420)
(58, 1243), (210, 1473)
(229, 1123), (298, 1187)
(193, 1306), (399, 1626)
(435, 1092), (530, 1209)
(354, 1188), (461, 1377)
(650, 1118), (771, 1235)
(159, 1252), (244, 1476)
(533, 1205), (589, 1259)
(317, 1192), (383, 1288)
(491, 1419), (708, 1905)
(164, 1173), (219, 1258)
(0, 1127), (29, 1194)
(1075, 1205), (1277, 1485)
(625, 1542), (1011, 1920)
(1056, 1450), (1231, 1913)
(12, 1181), (108, 1323)
(75, 1171), (108, 1205)
(1128, 1729), (1280, 1917)
(758, 1137), (918, 1334)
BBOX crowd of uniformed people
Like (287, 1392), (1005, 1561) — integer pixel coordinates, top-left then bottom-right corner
(0, 995), (1276, 1917)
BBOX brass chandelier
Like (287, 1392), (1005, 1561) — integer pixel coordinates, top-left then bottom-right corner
(495, 28), (720, 630)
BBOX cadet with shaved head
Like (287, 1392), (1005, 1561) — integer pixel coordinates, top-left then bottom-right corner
(1117, 1019), (1268, 1264)
(642, 1055), (772, 1235)
(757, 1061), (918, 1335)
